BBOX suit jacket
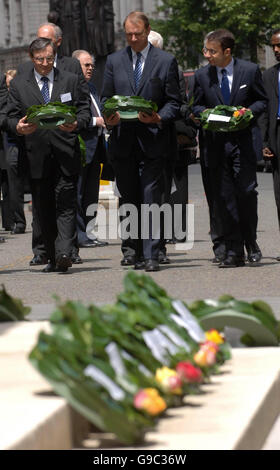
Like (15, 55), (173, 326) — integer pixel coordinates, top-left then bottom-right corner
(193, 58), (267, 167)
(6, 67), (91, 178)
(259, 64), (279, 155)
(101, 44), (181, 160)
(80, 81), (105, 165)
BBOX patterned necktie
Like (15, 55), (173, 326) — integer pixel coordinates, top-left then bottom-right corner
(134, 52), (142, 90)
(41, 76), (50, 103)
(221, 68), (230, 105)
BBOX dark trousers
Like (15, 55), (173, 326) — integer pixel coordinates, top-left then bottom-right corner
(115, 143), (165, 261)
(271, 123), (280, 229)
(30, 166), (77, 263)
(209, 138), (258, 257)
(5, 145), (26, 230)
(0, 168), (12, 230)
(76, 159), (100, 245)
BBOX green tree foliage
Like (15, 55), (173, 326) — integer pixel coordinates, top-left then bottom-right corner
(151, 0), (280, 68)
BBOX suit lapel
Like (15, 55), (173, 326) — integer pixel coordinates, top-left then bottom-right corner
(209, 66), (224, 104)
(50, 68), (65, 101)
(230, 58), (245, 104)
(121, 47), (135, 93)
(137, 45), (157, 95)
(26, 69), (44, 104)
(272, 64), (279, 100)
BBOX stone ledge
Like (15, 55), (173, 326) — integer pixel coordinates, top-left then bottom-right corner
(1, 322), (280, 450)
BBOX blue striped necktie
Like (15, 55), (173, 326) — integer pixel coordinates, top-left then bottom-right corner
(134, 52), (142, 90)
(221, 68), (230, 105)
(41, 76), (50, 103)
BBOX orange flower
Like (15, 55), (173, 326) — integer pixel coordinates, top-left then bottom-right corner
(134, 388), (167, 416)
(233, 110), (240, 118)
(194, 348), (216, 367)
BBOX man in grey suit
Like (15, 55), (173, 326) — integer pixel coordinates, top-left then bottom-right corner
(193, 29), (266, 268)
(16, 22), (89, 267)
(102, 11), (181, 272)
(6, 38), (90, 272)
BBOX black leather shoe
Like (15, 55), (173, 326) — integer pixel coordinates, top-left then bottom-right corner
(212, 254), (226, 264)
(158, 252), (171, 264)
(71, 254), (83, 264)
(90, 239), (108, 247)
(30, 255), (48, 266)
(10, 226), (25, 234)
(56, 254), (72, 272)
(246, 243), (262, 264)
(134, 259), (145, 270)
(79, 239), (108, 248)
(42, 263), (56, 273)
(276, 256), (280, 262)
(145, 259), (160, 272)
(219, 255), (245, 268)
(121, 256), (136, 266)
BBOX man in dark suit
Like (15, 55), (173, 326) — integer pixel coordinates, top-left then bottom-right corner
(193, 29), (267, 267)
(6, 38), (90, 272)
(102, 11), (181, 272)
(15, 22), (89, 266)
(71, 49), (108, 250)
(259, 29), (280, 260)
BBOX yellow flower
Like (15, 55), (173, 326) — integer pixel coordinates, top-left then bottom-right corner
(134, 388), (167, 416)
(205, 329), (225, 345)
(155, 366), (182, 395)
(233, 110), (240, 118)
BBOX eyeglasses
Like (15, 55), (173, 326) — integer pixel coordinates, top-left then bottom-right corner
(84, 63), (94, 68)
(33, 56), (55, 64)
(202, 47), (218, 55)
(125, 30), (145, 39)
(271, 43), (280, 49)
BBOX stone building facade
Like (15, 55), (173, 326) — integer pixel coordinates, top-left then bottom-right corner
(0, 0), (275, 74)
(0, 0), (162, 74)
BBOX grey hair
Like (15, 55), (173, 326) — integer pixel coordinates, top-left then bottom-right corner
(29, 37), (57, 57)
(38, 22), (63, 40)
(72, 50), (95, 64)
(148, 30), (164, 49)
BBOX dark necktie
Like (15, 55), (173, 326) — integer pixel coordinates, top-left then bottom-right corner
(278, 71), (280, 117)
(221, 68), (230, 105)
(41, 76), (50, 103)
(134, 52), (142, 90)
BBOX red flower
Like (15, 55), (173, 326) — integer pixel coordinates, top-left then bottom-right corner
(176, 361), (203, 383)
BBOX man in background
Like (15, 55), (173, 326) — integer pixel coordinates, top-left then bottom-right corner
(259, 28), (280, 261)
(72, 49), (108, 252)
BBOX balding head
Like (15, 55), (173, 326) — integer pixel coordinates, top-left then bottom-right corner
(37, 23), (62, 48)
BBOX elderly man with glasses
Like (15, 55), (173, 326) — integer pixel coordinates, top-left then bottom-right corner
(4, 37), (91, 273)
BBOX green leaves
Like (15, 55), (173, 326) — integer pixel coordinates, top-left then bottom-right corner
(103, 95), (158, 120)
(199, 105), (254, 132)
(26, 102), (76, 129)
(0, 285), (30, 322)
(189, 296), (280, 346)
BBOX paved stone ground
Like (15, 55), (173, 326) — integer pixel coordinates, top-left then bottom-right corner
(1, 164), (280, 309)
(1, 164), (280, 449)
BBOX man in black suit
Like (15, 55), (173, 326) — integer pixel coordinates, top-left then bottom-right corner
(259, 29), (280, 260)
(71, 49), (108, 250)
(6, 38), (90, 272)
(15, 22), (89, 266)
(193, 29), (267, 267)
(102, 11), (181, 272)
